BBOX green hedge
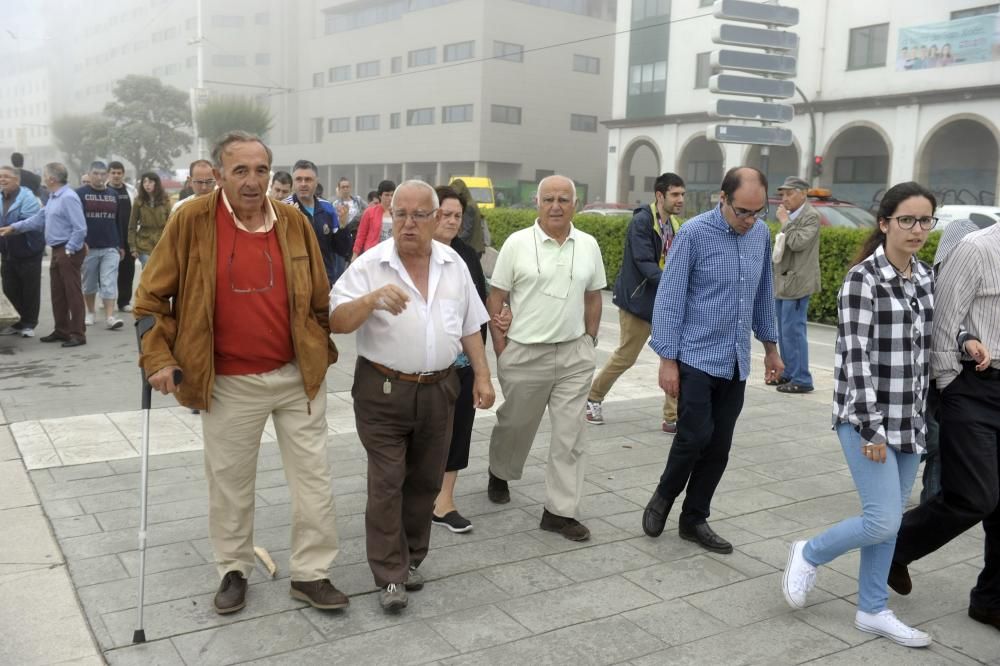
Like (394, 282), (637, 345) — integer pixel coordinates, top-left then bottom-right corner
(484, 209), (939, 326)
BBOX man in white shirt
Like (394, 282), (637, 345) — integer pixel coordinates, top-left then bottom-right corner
(171, 159), (216, 214)
(330, 179), (495, 613)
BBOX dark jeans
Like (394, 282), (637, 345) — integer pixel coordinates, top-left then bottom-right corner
(117, 253), (135, 309)
(445, 365), (475, 472)
(1, 253), (43, 328)
(655, 362), (746, 528)
(920, 384), (941, 503)
(894, 367), (1000, 610)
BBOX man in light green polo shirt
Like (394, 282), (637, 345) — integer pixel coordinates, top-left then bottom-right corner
(485, 175), (606, 541)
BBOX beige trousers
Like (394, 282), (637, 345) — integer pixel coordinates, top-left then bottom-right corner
(589, 308), (677, 422)
(201, 362), (338, 581)
(489, 335), (595, 517)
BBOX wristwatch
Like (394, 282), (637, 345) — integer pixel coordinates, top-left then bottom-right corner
(589, 334), (598, 347)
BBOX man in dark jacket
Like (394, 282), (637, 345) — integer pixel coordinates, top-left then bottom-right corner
(284, 160), (352, 285)
(107, 161), (136, 312)
(586, 172), (685, 433)
(10, 153), (41, 197)
(0, 166), (43, 337)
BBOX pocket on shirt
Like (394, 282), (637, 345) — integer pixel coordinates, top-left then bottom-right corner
(438, 298), (464, 337)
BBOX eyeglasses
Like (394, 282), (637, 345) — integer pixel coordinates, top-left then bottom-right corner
(886, 215), (939, 230)
(390, 209), (436, 223)
(192, 179), (216, 187)
(228, 228), (274, 294)
(726, 200), (768, 220)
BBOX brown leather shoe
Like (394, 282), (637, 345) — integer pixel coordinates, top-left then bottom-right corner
(969, 605), (1000, 631)
(290, 579), (350, 610)
(888, 561), (912, 596)
(213, 571), (247, 614)
(539, 509), (590, 541)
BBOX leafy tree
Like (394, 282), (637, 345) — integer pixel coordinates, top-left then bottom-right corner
(103, 75), (192, 173)
(51, 114), (112, 177)
(196, 96), (274, 145)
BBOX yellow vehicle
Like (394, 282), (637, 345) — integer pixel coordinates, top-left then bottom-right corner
(450, 176), (495, 209)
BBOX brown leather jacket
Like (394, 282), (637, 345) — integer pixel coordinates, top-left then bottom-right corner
(134, 189), (338, 410)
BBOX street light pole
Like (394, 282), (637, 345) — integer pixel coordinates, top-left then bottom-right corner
(795, 84), (817, 186)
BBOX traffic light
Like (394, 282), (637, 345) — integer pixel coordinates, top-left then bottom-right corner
(812, 156), (824, 178)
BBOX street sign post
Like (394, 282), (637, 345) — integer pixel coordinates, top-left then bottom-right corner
(708, 124), (794, 146)
(710, 99), (794, 123)
(709, 74), (795, 99)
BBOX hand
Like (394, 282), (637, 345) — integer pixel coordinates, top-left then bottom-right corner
(0, 226), (14, 237)
(776, 205), (789, 224)
(492, 305), (512, 333)
(131, 251), (139, 259)
(472, 375), (495, 409)
(862, 442), (887, 464)
(118, 248), (125, 260)
(965, 339), (991, 371)
(148, 365), (182, 395)
(764, 349), (784, 385)
(336, 203), (348, 219)
(368, 284), (409, 315)
(659, 358), (679, 399)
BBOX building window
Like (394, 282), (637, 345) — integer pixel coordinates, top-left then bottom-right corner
(312, 118), (324, 143)
(356, 114), (379, 131)
(212, 54), (246, 67)
(632, 0), (669, 21)
(695, 52), (712, 89)
(391, 56), (402, 73)
(952, 4), (998, 19)
(328, 117), (350, 133)
(573, 54), (600, 74)
(444, 41), (474, 62)
(570, 113), (598, 132)
(312, 72), (324, 87)
(491, 104), (522, 125)
(628, 60), (667, 94)
(357, 60), (380, 78)
(254, 12), (269, 25)
(686, 160), (722, 184)
(390, 112), (400, 129)
(847, 23), (889, 70)
(329, 65), (350, 82)
(408, 47), (436, 67)
(443, 104), (473, 123)
(407, 107), (434, 125)
(211, 15), (244, 28)
(255, 53), (270, 66)
(494, 41), (524, 62)
(535, 169), (555, 181)
(834, 155), (889, 183)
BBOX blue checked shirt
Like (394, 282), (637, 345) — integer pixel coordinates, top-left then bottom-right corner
(649, 204), (778, 380)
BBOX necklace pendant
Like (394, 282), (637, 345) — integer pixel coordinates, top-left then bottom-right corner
(383, 378), (392, 395)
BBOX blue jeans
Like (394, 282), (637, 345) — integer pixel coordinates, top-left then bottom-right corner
(81, 247), (120, 301)
(803, 423), (920, 613)
(138, 253), (150, 269)
(775, 295), (813, 387)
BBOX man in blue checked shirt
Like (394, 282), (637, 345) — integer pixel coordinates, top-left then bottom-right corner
(641, 167), (783, 554)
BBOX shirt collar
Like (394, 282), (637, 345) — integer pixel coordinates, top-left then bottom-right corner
(533, 219), (578, 243)
(375, 238), (455, 269)
(873, 243), (927, 283)
(788, 203), (805, 221)
(221, 189), (277, 232)
(50, 184), (71, 198)
(708, 204), (734, 232)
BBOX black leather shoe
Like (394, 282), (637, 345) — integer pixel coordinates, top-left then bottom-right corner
(213, 571), (247, 614)
(487, 468), (510, 504)
(888, 561), (912, 596)
(969, 606), (1000, 631)
(40, 332), (67, 343)
(679, 522), (733, 554)
(61, 337), (86, 348)
(642, 492), (672, 538)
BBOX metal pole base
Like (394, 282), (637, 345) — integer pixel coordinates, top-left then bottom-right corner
(132, 629), (146, 644)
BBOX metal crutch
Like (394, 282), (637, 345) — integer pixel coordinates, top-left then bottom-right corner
(132, 316), (182, 644)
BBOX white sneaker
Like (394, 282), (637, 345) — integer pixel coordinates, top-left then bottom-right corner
(105, 317), (124, 330)
(782, 540), (817, 609)
(585, 400), (604, 425)
(120, 304), (133, 312)
(855, 609), (931, 647)
(84, 313), (94, 326)
(19, 327), (35, 338)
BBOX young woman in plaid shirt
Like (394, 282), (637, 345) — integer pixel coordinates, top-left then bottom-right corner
(781, 182), (947, 647)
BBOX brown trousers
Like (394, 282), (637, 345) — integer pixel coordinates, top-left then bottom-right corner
(353, 358), (459, 587)
(50, 245), (86, 341)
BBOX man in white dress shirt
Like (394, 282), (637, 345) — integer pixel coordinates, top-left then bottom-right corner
(330, 179), (495, 613)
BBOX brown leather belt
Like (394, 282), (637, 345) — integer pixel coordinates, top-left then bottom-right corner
(366, 358), (453, 384)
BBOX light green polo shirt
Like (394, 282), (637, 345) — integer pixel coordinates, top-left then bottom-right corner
(491, 220), (606, 344)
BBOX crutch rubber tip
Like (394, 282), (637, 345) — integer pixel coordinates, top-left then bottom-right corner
(132, 629), (146, 644)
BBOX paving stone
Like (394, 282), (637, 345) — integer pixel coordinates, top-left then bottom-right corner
(762, 472), (857, 501)
(711, 487), (796, 517)
(923, 608), (1000, 664)
(528, 517), (633, 554)
(586, 463), (665, 492)
(770, 493), (863, 529)
(41, 497), (85, 519)
(804, 636), (979, 664)
(403, 571), (510, 620)
(427, 507), (539, 550)
(105, 639), (186, 665)
(118, 541), (207, 577)
(95, 497), (209, 532)
(170, 610), (325, 666)
(497, 574), (659, 634)
(49, 461), (119, 484)
(78, 562), (219, 616)
(622, 598), (730, 646)
(705, 549), (777, 578)
(68, 554), (130, 588)
(887, 562), (983, 627)
(542, 541), (660, 582)
(479, 558), (573, 598)
(300, 587), (419, 641)
(0, 505), (63, 567)
(796, 598), (880, 647)
(51, 513), (104, 539)
(425, 604), (530, 653)
(423, 533), (554, 579)
(622, 555), (746, 601)
(684, 571), (834, 626)
(438, 615), (665, 666)
(0, 427), (19, 462)
(718, 509), (808, 539)
(0, 459), (38, 510)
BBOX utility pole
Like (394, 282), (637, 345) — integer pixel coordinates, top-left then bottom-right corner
(188, 0), (206, 157)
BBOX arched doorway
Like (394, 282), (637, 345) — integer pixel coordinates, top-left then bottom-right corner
(917, 117), (998, 206)
(745, 144), (801, 192)
(678, 135), (724, 214)
(822, 124), (890, 211)
(617, 138), (660, 205)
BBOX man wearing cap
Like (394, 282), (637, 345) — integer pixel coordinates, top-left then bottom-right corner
(770, 176), (820, 394)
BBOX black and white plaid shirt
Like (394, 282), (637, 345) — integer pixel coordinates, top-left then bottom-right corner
(832, 244), (934, 454)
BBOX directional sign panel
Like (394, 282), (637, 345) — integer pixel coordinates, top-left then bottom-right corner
(711, 49), (797, 77)
(710, 99), (794, 123)
(707, 124), (794, 146)
(712, 0), (799, 27)
(709, 74), (794, 99)
(713, 24), (799, 51)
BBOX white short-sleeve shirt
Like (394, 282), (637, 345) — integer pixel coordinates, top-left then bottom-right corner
(330, 238), (489, 373)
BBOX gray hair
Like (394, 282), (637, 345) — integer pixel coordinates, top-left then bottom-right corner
(210, 130), (273, 168)
(0, 165), (19, 180)
(538, 174), (577, 203)
(44, 162), (69, 185)
(390, 179), (439, 211)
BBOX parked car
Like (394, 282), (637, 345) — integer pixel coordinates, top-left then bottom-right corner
(768, 188), (876, 229)
(578, 208), (632, 217)
(450, 176), (495, 209)
(935, 205), (1000, 230)
(583, 202), (632, 211)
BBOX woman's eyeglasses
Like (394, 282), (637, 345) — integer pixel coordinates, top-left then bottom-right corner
(886, 216), (938, 230)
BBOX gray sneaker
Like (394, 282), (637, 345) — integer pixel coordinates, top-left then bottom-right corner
(585, 400), (604, 425)
(381, 583), (408, 612)
(405, 566), (424, 591)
